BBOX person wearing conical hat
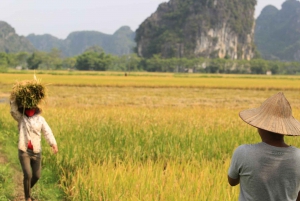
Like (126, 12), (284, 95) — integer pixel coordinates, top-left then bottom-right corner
(228, 92), (300, 201)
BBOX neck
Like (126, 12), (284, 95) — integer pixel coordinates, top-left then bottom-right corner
(262, 138), (289, 147)
(258, 129), (289, 147)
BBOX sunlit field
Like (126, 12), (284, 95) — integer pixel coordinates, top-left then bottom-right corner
(1, 72), (300, 200)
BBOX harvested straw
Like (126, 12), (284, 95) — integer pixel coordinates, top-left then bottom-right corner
(10, 79), (47, 108)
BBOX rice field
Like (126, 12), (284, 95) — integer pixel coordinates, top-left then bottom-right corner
(1, 72), (300, 200)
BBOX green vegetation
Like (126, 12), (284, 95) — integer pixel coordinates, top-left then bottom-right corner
(135, 0), (256, 58)
(0, 163), (14, 200)
(75, 51), (112, 71)
(3, 72), (300, 92)
(2, 50), (300, 74)
(1, 73), (300, 200)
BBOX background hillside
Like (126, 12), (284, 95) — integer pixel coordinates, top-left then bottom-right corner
(255, 0), (300, 61)
(0, 21), (35, 53)
(136, 0), (257, 59)
(1, 0), (300, 63)
(27, 26), (136, 57)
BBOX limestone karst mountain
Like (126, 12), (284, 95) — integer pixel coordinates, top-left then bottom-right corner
(135, 0), (257, 60)
(27, 26), (136, 57)
(255, 0), (300, 61)
(0, 21), (35, 53)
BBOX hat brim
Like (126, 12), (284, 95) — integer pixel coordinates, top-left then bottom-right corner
(240, 108), (300, 136)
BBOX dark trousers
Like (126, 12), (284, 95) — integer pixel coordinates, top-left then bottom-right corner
(18, 149), (41, 199)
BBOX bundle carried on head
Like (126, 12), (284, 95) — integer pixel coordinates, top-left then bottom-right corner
(10, 77), (47, 109)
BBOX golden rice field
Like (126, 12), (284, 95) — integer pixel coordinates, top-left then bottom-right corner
(1, 71), (300, 200)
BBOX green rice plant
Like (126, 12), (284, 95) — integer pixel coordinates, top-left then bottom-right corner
(2, 72), (300, 91)
(39, 104), (255, 200)
(0, 163), (14, 200)
(1, 73), (300, 200)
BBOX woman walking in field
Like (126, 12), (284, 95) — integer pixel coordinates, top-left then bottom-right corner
(10, 79), (58, 201)
(228, 92), (300, 201)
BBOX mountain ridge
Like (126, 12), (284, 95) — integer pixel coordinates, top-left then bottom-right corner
(254, 0), (300, 61)
(0, 21), (36, 53)
(136, 0), (257, 59)
(26, 26), (136, 57)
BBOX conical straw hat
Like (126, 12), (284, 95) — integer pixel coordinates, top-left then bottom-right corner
(239, 92), (300, 136)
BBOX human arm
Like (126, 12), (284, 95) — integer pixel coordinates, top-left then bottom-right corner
(51, 144), (58, 154)
(41, 117), (58, 154)
(228, 175), (240, 186)
(10, 100), (22, 121)
(296, 191), (300, 201)
(228, 146), (245, 187)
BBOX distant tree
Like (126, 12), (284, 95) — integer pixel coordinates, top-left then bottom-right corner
(0, 52), (9, 67)
(26, 49), (64, 70)
(75, 51), (112, 71)
(6, 53), (18, 68)
(206, 59), (221, 73)
(127, 54), (142, 72)
(268, 61), (283, 74)
(16, 52), (30, 68)
(0, 52), (9, 72)
(62, 57), (77, 69)
(109, 55), (127, 71)
(47, 48), (63, 69)
(283, 62), (300, 74)
(146, 54), (164, 72)
(250, 59), (268, 74)
(27, 52), (44, 69)
(84, 46), (105, 54)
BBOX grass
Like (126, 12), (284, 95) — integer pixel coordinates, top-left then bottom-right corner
(1, 71), (300, 200)
(0, 163), (14, 200)
(2, 72), (300, 90)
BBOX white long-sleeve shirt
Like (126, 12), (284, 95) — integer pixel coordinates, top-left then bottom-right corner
(10, 100), (57, 153)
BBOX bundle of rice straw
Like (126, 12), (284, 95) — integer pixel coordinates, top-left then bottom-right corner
(10, 76), (47, 109)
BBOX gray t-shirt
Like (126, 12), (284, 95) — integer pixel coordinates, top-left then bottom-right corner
(228, 142), (300, 201)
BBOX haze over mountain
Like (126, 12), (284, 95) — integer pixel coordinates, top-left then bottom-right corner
(0, 21), (35, 53)
(0, 0), (283, 39)
(27, 26), (136, 57)
(255, 0), (300, 61)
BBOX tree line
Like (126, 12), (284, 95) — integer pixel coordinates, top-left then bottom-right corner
(1, 47), (300, 75)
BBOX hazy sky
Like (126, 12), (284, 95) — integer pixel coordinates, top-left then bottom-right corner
(0, 0), (287, 39)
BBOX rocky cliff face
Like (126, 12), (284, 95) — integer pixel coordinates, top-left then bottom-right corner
(255, 0), (300, 61)
(0, 21), (35, 53)
(136, 0), (257, 59)
(193, 22), (254, 60)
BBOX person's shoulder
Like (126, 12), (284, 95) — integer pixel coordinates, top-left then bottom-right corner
(236, 143), (259, 150)
(35, 115), (46, 121)
(232, 144), (248, 154)
(233, 143), (260, 155)
(290, 146), (300, 154)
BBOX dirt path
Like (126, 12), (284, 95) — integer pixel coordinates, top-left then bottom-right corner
(0, 148), (24, 201)
(12, 171), (24, 201)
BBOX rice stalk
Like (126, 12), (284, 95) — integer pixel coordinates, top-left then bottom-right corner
(10, 78), (47, 108)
